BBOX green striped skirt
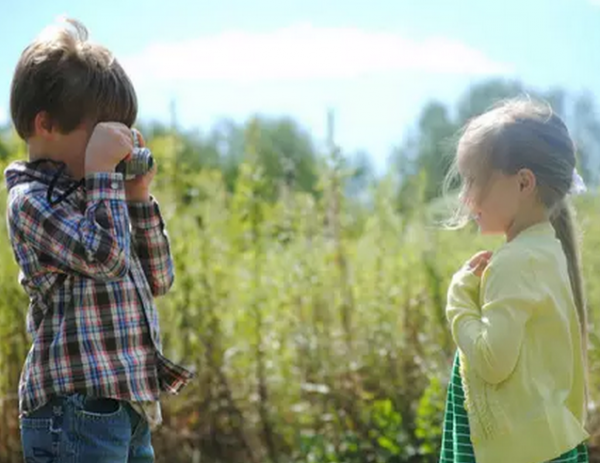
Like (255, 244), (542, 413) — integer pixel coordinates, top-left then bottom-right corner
(439, 352), (588, 463)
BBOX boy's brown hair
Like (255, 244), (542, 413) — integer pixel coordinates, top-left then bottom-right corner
(10, 17), (137, 139)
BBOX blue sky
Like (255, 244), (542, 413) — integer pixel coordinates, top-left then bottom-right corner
(1, 0), (599, 169)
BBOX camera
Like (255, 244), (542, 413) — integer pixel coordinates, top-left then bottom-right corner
(116, 147), (154, 180)
(115, 129), (154, 180)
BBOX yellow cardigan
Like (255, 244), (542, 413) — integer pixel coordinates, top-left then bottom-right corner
(446, 222), (588, 463)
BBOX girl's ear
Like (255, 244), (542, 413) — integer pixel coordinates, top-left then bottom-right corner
(517, 168), (536, 195)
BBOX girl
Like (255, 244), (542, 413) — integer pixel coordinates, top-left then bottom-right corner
(439, 99), (589, 463)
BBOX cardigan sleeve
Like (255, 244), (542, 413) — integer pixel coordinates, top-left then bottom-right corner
(446, 249), (540, 385)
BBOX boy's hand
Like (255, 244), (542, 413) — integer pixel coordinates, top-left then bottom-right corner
(125, 165), (156, 202)
(465, 250), (493, 277)
(125, 129), (154, 202)
(85, 122), (134, 175)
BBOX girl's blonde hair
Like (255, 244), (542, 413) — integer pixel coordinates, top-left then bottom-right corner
(445, 97), (588, 400)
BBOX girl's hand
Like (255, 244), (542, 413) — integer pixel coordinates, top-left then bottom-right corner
(465, 250), (493, 277)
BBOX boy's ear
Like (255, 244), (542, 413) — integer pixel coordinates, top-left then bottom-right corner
(33, 111), (56, 140)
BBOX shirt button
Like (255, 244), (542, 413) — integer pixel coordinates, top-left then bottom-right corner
(111, 181), (120, 190)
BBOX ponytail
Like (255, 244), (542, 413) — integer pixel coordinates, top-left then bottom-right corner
(550, 198), (588, 416)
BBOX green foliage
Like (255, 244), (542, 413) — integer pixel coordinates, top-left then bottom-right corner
(297, 399), (408, 463)
(0, 130), (29, 459)
(415, 377), (446, 459)
(2, 80), (600, 462)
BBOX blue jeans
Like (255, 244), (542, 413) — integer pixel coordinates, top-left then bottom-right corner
(20, 394), (154, 463)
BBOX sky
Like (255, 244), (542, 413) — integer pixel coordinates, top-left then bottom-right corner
(1, 0), (599, 170)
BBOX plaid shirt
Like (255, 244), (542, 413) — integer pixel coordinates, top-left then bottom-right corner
(4, 160), (193, 415)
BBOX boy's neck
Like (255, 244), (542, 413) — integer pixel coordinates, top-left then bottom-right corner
(28, 140), (85, 179)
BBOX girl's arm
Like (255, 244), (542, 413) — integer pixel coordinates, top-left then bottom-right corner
(446, 250), (538, 385)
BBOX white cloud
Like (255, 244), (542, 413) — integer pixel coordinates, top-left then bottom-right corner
(121, 24), (511, 84)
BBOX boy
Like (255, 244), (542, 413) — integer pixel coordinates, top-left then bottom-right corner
(4, 18), (192, 462)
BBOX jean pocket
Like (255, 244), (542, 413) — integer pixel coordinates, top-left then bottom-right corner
(20, 416), (54, 430)
(20, 401), (55, 430)
(74, 398), (131, 459)
(77, 397), (124, 420)
(20, 416), (58, 462)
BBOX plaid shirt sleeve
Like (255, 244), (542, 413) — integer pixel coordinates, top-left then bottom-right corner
(127, 196), (175, 296)
(9, 173), (131, 281)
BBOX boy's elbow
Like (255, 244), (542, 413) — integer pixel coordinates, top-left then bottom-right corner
(112, 258), (131, 280)
(97, 252), (131, 282)
(151, 269), (174, 297)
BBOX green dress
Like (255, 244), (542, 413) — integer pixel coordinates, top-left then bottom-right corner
(439, 352), (588, 463)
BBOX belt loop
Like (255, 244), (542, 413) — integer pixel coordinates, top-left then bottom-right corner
(49, 398), (64, 456)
